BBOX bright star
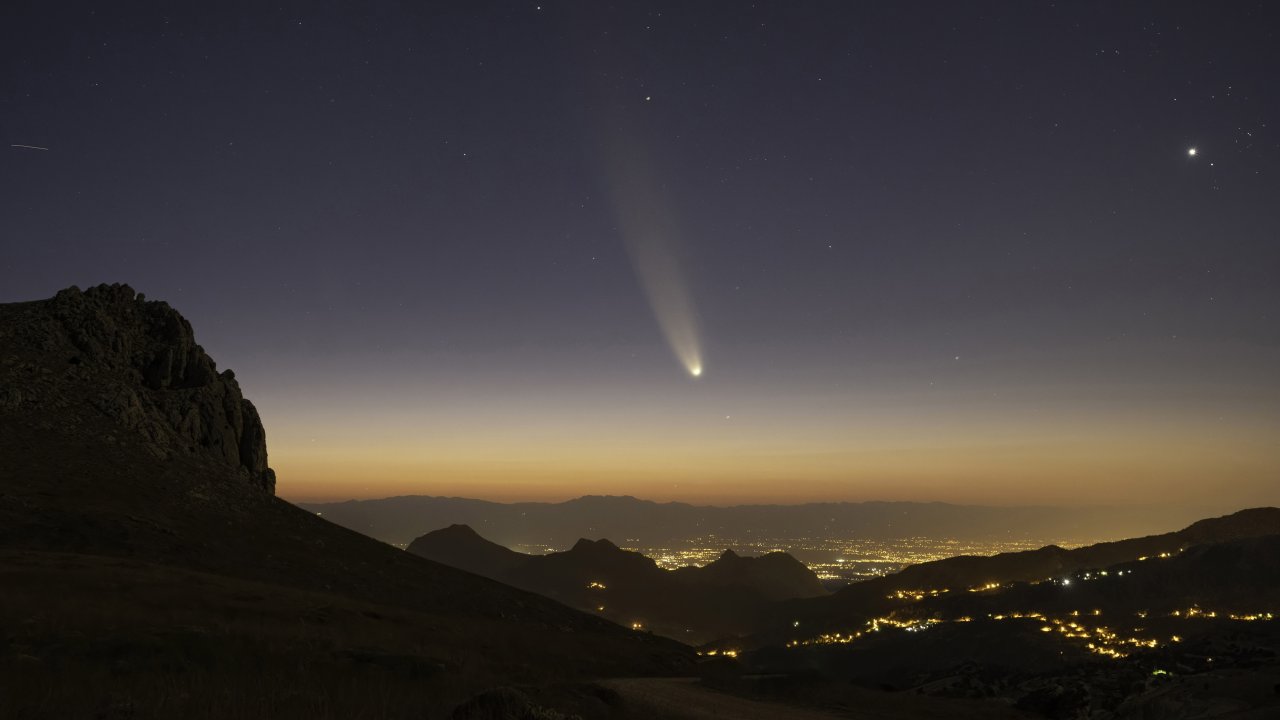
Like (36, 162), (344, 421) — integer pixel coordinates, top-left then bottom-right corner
(1188, 147), (1197, 157)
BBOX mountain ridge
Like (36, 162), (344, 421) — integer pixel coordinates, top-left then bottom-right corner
(408, 523), (827, 643)
(755, 506), (1280, 641)
(301, 493), (1218, 548)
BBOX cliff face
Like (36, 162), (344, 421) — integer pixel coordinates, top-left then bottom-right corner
(1, 283), (275, 493)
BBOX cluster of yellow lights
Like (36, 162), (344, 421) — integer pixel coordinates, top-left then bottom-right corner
(1033, 616), (1159, 658)
(586, 581), (607, 590)
(786, 616), (943, 647)
(1170, 607), (1273, 622)
(886, 580), (1021, 600)
(776, 539), (1266, 661)
(888, 588), (949, 601)
(1229, 612), (1274, 622)
(697, 649), (739, 658)
(1173, 607), (1215, 618)
(629, 536), (1060, 577)
(786, 607), (1275, 659)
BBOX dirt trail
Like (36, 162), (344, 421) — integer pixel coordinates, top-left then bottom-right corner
(601, 677), (1036, 720)
(601, 678), (845, 719)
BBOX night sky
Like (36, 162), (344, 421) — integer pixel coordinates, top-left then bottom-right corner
(3, 2), (1278, 507)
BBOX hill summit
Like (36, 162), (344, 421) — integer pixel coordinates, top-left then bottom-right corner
(2, 283), (274, 492)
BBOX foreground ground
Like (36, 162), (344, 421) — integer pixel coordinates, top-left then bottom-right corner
(602, 677), (1035, 720)
(0, 550), (681, 718)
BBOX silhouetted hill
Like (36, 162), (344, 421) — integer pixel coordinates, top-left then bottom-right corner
(938, 533), (1280, 619)
(673, 549), (827, 601)
(406, 522), (528, 578)
(0, 285), (690, 718)
(302, 493), (1211, 548)
(1179, 506), (1280, 544)
(886, 506), (1280, 592)
(409, 524), (826, 643)
(760, 507), (1280, 639)
(738, 524), (1280, 719)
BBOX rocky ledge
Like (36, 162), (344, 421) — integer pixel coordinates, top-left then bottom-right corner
(0, 283), (275, 493)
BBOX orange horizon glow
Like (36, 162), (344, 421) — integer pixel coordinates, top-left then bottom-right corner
(272, 420), (1280, 507)
(253, 341), (1280, 510)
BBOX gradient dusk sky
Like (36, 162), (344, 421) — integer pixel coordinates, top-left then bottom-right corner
(3, 2), (1278, 506)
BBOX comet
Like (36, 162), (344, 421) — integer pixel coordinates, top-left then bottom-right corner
(603, 128), (704, 378)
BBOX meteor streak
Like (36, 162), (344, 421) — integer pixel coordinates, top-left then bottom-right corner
(10, 144), (49, 151)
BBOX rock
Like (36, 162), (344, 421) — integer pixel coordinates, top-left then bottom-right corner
(2, 283), (276, 494)
(0, 387), (22, 410)
(451, 687), (572, 720)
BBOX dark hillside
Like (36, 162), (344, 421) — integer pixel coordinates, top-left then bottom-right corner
(762, 506), (1280, 640)
(0, 285), (690, 718)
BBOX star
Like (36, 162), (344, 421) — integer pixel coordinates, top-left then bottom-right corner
(1188, 147), (1197, 157)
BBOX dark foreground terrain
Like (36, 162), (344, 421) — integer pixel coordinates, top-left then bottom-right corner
(0, 285), (1034, 720)
(0, 285), (687, 718)
(722, 510), (1280, 719)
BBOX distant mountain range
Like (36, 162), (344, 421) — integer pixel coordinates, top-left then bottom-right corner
(409, 524), (826, 643)
(300, 493), (1214, 548)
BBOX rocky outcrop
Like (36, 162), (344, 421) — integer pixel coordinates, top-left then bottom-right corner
(1, 283), (275, 493)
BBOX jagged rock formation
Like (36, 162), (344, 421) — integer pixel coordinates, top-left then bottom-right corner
(0, 283), (275, 493)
